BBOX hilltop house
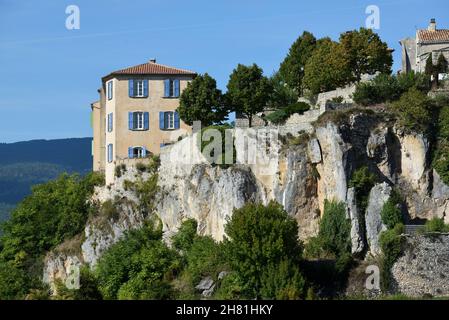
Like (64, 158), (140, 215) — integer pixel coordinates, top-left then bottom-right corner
(91, 60), (196, 184)
(400, 19), (449, 73)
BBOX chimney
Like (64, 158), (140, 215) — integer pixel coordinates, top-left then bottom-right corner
(428, 18), (436, 31)
(149, 58), (157, 63)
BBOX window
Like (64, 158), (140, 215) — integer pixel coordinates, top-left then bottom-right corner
(135, 112), (144, 130)
(165, 111), (175, 129)
(107, 113), (113, 132)
(128, 112), (149, 131)
(164, 79), (180, 97)
(129, 79), (148, 98)
(128, 146), (146, 159)
(159, 111), (179, 130)
(136, 80), (144, 97)
(107, 81), (113, 100)
(107, 144), (113, 163)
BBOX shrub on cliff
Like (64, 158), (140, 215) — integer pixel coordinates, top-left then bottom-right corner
(223, 201), (306, 299)
(379, 224), (404, 292)
(391, 88), (432, 133)
(265, 102), (310, 124)
(353, 72), (430, 106)
(95, 220), (179, 300)
(424, 217), (449, 233)
(381, 190), (403, 230)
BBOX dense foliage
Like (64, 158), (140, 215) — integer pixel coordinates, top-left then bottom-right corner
(424, 217), (449, 233)
(0, 172), (104, 299)
(223, 201), (306, 299)
(379, 224), (404, 292)
(391, 88), (432, 133)
(178, 73), (227, 127)
(278, 31), (317, 94)
(381, 191), (403, 230)
(353, 72), (430, 106)
(95, 220), (178, 300)
(303, 39), (352, 95)
(338, 27), (392, 82)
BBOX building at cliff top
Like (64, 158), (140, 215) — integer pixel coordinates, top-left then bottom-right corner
(90, 59), (196, 184)
(400, 18), (449, 73)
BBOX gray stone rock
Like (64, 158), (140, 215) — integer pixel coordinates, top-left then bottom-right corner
(346, 187), (364, 254)
(307, 138), (322, 164)
(202, 284), (216, 297)
(365, 182), (391, 255)
(392, 234), (449, 297)
(195, 277), (214, 291)
(218, 271), (229, 280)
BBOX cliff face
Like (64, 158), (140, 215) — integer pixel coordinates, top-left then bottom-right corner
(43, 111), (449, 294)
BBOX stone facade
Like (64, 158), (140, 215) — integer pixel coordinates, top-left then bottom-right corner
(400, 19), (449, 73)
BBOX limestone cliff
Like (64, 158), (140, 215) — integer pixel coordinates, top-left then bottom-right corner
(43, 109), (449, 294)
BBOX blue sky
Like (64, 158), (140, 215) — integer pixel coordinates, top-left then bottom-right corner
(0, 0), (448, 142)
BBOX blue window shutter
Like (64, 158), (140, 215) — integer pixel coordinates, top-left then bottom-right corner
(129, 80), (134, 97)
(142, 147), (147, 157)
(128, 147), (133, 159)
(128, 112), (134, 130)
(174, 79), (180, 97)
(107, 113), (110, 132)
(108, 144), (113, 163)
(164, 79), (170, 97)
(159, 112), (165, 129)
(144, 112), (149, 130)
(160, 143), (165, 148)
(143, 80), (149, 97)
(174, 111), (180, 129)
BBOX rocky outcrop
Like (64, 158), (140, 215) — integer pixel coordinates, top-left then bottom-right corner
(365, 182), (391, 255)
(346, 187), (364, 254)
(43, 110), (449, 293)
(392, 234), (449, 297)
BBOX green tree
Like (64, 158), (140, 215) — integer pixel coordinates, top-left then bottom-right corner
(267, 71), (299, 110)
(172, 218), (198, 253)
(303, 39), (352, 94)
(425, 55), (434, 76)
(318, 200), (351, 257)
(391, 88), (432, 133)
(436, 53), (448, 74)
(0, 173), (103, 264)
(278, 31), (317, 94)
(226, 64), (272, 127)
(224, 201), (305, 299)
(178, 73), (227, 127)
(0, 261), (30, 300)
(339, 28), (392, 82)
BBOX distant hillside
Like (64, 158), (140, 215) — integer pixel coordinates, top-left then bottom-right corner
(0, 138), (93, 216)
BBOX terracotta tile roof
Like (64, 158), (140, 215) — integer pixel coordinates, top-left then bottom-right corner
(106, 61), (196, 78)
(417, 29), (449, 43)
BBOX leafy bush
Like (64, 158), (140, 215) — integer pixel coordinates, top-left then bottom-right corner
(380, 190), (403, 230)
(134, 174), (159, 214)
(424, 217), (449, 233)
(379, 224), (404, 292)
(353, 72), (430, 106)
(224, 201), (306, 299)
(0, 173), (103, 263)
(349, 166), (377, 215)
(0, 261), (30, 300)
(265, 102), (311, 124)
(95, 221), (178, 300)
(172, 219), (198, 253)
(318, 200), (352, 257)
(391, 88), (432, 133)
